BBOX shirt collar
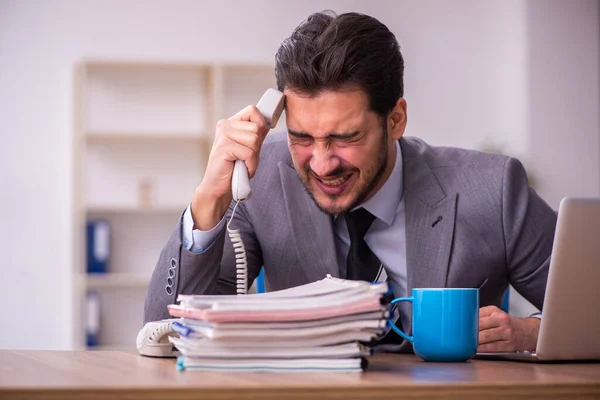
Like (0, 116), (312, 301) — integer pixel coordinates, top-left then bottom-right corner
(357, 140), (404, 226)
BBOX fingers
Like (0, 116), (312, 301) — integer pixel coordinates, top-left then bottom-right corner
(479, 305), (502, 318)
(230, 105), (269, 135)
(212, 135), (259, 177)
(217, 122), (261, 153)
(478, 306), (510, 351)
(479, 324), (508, 344)
(478, 339), (513, 353)
(477, 307), (540, 353)
(477, 308), (520, 353)
(199, 105), (269, 204)
(192, 105), (270, 224)
(479, 315), (501, 331)
(214, 119), (265, 177)
(478, 325), (516, 353)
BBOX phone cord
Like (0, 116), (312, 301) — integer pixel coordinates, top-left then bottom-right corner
(227, 200), (248, 295)
(150, 321), (173, 343)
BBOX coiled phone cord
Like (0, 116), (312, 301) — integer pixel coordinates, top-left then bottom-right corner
(227, 200), (248, 295)
(149, 320), (174, 343)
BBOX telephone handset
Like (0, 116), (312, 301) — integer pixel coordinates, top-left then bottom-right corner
(231, 89), (286, 201)
(137, 89), (285, 357)
(228, 88), (285, 294)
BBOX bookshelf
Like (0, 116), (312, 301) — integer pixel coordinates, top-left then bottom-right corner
(86, 132), (211, 145)
(72, 60), (279, 350)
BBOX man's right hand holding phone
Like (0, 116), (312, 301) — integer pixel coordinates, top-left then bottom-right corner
(190, 105), (270, 231)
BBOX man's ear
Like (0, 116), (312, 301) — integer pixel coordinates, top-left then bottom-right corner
(389, 98), (407, 140)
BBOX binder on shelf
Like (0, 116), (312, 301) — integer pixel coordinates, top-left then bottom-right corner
(86, 290), (101, 347)
(86, 219), (111, 274)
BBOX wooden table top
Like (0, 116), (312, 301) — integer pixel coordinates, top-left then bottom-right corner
(1, 350), (600, 399)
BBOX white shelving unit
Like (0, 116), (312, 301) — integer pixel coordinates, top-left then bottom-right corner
(72, 60), (279, 350)
(86, 132), (211, 145)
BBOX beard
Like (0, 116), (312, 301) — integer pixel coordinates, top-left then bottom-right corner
(294, 124), (389, 216)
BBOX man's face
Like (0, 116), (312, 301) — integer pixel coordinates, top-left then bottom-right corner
(284, 88), (403, 215)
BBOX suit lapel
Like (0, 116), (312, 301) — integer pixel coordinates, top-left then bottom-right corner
(401, 139), (458, 295)
(278, 162), (338, 282)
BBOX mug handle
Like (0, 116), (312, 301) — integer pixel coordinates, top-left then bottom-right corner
(388, 297), (414, 343)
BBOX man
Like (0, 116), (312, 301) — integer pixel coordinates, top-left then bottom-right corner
(144, 11), (557, 353)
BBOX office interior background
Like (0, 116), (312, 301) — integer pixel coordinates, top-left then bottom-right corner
(0, 0), (598, 351)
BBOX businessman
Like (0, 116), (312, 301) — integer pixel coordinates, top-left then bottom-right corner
(145, 11), (557, 353)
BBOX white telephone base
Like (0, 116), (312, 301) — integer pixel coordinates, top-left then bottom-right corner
(136, 318), (180, 358)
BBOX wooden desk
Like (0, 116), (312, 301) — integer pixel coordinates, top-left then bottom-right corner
(1, 351), (599, 399)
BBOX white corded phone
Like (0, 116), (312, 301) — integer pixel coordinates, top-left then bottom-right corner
(137, 89), (285, 357)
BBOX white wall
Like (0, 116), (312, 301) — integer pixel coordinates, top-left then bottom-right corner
(506, 0), (600, 317)
(375, 0), (530, 157)
(0, 0), (597, 349)
(527, 0), (600, 209)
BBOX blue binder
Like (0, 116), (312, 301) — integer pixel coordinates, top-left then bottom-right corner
(86, 290), (101, 347)
(86, 219), (111, 274)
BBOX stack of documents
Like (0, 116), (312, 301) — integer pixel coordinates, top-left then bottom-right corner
(167, 275), (390, 372)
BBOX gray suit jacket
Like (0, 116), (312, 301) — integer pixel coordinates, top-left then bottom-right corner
(144, 133), (557, 351)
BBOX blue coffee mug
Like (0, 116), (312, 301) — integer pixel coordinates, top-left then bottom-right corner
(389, 288), (479, 362)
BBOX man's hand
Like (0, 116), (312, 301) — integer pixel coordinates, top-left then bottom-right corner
(191, 106), (269, 231)
(478, 306), (540, 353)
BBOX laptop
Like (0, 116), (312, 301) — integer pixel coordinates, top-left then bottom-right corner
(476, 197), (600, 362)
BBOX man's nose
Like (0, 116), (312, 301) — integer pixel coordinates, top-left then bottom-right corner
(309, 145), (340, 177)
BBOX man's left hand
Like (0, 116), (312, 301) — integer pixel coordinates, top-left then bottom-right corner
(478, 306), (540, 353)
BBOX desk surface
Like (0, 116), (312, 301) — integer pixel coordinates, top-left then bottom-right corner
(1, 350), (600, 399)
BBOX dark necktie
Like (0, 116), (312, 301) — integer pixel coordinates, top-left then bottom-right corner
(344, 208), (382, 282)
(345, 208), (404, 344)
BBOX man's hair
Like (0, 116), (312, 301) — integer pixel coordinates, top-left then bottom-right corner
(275, 11), (404, 118)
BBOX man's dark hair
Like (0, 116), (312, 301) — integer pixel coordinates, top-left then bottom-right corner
(275, 11), (404, 118)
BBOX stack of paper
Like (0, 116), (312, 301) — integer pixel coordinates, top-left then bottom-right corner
(167, 275), (391, 372)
